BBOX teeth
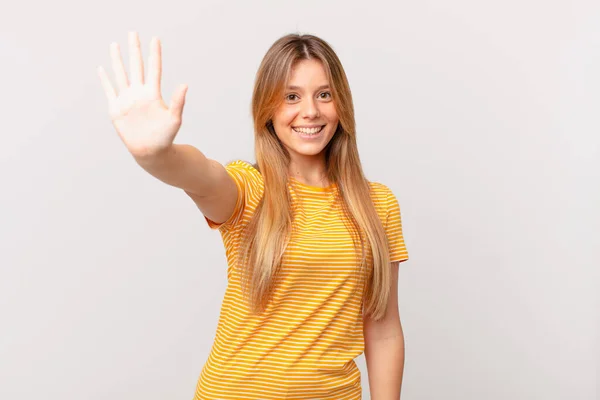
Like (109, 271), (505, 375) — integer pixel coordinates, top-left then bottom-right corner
(293, 126), (323, 134)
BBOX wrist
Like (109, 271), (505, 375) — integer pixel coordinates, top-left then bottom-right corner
(133, 144), (174, 166)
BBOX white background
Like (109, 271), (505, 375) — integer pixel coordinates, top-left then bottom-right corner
(0, 0), (597, 399)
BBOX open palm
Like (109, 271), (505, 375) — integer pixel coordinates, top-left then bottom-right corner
(97, 32), (188, 158)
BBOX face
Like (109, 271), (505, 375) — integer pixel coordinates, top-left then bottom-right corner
(271, 59), (339, 162)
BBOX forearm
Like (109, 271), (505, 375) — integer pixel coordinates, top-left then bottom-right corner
(133, 143), (217, 196)
(364, 333), (405, 400)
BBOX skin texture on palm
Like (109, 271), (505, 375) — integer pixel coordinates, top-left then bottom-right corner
(96, 32), (222, 200)
(97, 32), (188, 159)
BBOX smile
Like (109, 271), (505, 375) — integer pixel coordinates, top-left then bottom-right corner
(292, 125), (325, 136)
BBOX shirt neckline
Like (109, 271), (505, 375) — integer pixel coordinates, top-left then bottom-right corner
(288, 176), (337, 192)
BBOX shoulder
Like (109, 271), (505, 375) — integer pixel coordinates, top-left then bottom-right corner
(368, 181), (394, 202)
(225, 159), (261, 174)
(224, 159), (264, 184)
(367, 181), (401, 217)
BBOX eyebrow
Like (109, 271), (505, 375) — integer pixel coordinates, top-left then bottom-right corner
(286, 84), (331, 91)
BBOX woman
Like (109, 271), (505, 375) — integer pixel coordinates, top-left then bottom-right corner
(98, 31), (409, 400)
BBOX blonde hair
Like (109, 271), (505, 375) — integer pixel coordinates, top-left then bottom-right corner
(238, 33), (393, 321)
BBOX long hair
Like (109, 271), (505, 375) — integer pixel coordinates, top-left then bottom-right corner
(238, 33), (393, 321)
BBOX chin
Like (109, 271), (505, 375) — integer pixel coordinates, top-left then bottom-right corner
(292, 148), (326, 157)
(289, 141), (331, 157)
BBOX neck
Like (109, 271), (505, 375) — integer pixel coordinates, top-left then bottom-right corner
(288, 157), (329, 187)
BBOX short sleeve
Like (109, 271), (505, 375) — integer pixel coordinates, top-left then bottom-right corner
(385, 187), (409, 263)
(204, 160), (264, 232)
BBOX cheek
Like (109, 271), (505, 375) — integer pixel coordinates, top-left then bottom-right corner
(324, 105), (339, 121)
(277, 108), (298, 126)
(272, 109), (297, 137)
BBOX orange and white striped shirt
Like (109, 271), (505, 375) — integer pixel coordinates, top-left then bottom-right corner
(194, 160), (408, 399)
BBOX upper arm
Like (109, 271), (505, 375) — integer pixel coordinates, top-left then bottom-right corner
(363, 185), (409, 339)
(384, 187), (409, 263)
(187, 159), (263, 231)
(185, 158), (239, 227)
(363, 261), (403, 341)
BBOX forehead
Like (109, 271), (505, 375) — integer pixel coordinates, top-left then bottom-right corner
(287, 59), (330, 88)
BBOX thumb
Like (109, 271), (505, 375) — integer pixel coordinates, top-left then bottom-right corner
(169, 84), (188, 119)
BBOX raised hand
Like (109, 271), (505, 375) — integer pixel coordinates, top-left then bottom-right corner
(97, 32), (188, 159)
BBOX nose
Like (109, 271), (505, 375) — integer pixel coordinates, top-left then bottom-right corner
(301, 97), (320, 119)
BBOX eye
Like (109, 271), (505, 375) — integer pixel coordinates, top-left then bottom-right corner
(319, 91), (332, 99)
(285, 94), (299, 101)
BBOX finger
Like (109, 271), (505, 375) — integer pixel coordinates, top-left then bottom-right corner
(110, 42), (129, 92)
(147, 37), (162, 95)
(129, 31), (144, 85)
(97, 65), (117, 102)
(169, 84), (188, 119)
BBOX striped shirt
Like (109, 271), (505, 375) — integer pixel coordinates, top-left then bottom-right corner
(194, 160), (408, 399)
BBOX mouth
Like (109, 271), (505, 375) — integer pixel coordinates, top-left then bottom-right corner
(292, 125), (325, 138)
